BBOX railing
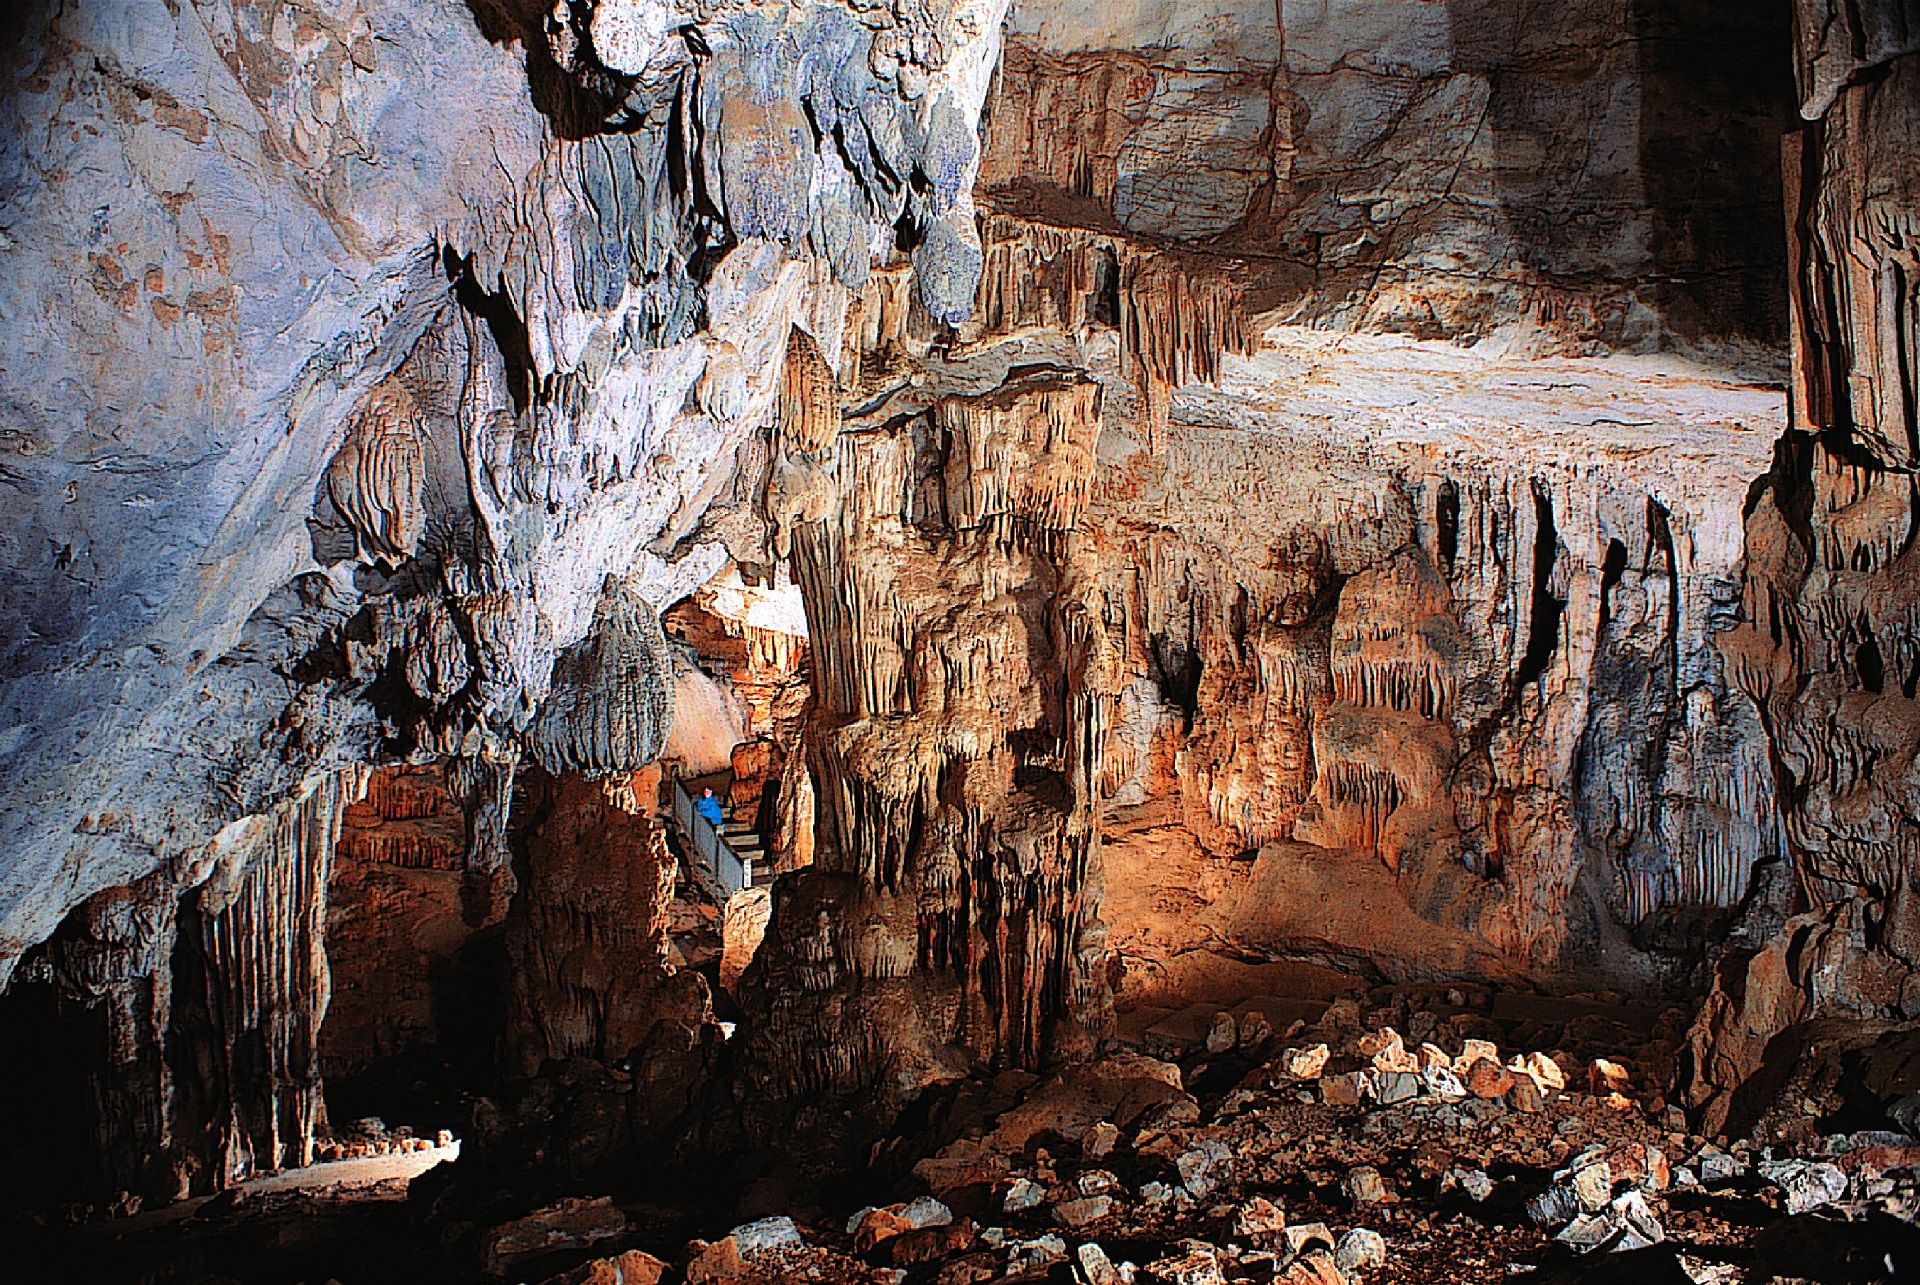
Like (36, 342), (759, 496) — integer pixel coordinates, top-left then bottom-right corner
(671, 778), (754, 897)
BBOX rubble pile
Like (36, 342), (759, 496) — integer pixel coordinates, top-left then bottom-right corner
(518, 992), (1920, 1284)
(312, 1117), (457, 1164)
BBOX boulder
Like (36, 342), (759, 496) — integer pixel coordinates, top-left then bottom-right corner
(1321, 1072), (1368, 1107)
(1553, 1189), (1665, 1254)
(1360, 1028), (1417, 1074)
(1052, 1195), (1113, 1228)
(886, 1221), (977, 1266)
(1758, 1158), (1849, 1214)
(1440, 1167), (1494, 1203)
(727, 1216), (803, 1257)
(1344, 1165), (1388, 1206)
(1589, 1058), (1632, 1095)
(1078, 1241), (1124, 1285)
(537, 1250), (669, 1285)
(1463, 1058), (1516, 1100)
(1002, 1177), (1045, 1213)
(1177, 1137), (1232, 1197)
(1373, 1071), (1422, 1105)
(483, 1197), (628, 1276)
(1232, 1194), (1288, 1239)
(684, 1238), (745, 1285)
(1284, 1222), (1338, 1256)
(1280, 1045), (1332, 1080)
(1144, 1240), (1227, 1285)
(1335, 1226), (1387, 1274)
(1280, 1248), (1347, 1285)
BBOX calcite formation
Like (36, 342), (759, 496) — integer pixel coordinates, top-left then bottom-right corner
(1677, 0), (1920, 1136)
(0, 0), (1918, 1232)
(323, 765), (505, 1080)
(740, 364), (1116, 1126)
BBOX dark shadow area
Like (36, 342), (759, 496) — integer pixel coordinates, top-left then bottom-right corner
(1515, 483), (1565, 690)
(447, 247), (537, 416)
(464, 0), (622, 140)
(1443, 0), (1796, 352)
(1629, 0), (1796, 348)
(0, 958), (95, 1206)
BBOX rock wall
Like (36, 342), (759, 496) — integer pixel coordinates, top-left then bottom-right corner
(983, 0), (1793, 364)
(0, 769), (366, 1203)
(1, 0), (1915, 1203)
(1084, 339), (1787, 983)
(0, 0), (1012, 975)
(323, 765), (505, 1082)
(504, 769), (680, 1078)
(1681, 0), (1920, 1137)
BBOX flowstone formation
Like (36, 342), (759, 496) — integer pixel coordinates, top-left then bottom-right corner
(3, 0), (1920, 1280)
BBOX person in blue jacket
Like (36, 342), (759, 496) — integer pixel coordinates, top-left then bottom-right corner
(696, 786), (724, 828)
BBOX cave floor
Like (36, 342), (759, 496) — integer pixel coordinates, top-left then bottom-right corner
(14, 976), (1913, 1285)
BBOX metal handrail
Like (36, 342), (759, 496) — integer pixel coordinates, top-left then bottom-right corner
(671, 778), (754, 897)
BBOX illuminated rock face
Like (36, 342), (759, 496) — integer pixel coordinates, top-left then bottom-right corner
(1083, 339), (1788, 983)
(0, 0), (1913, 1202)
(983, 0), (1794, 361)
(738, 367), (1115, 1136)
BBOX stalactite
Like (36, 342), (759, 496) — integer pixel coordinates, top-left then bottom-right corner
(973, 213), (1254, 443)
(402, 598), (473, 708)
(978, 43), (1154, 209)
(323, 378), (429, 567)
(745, 365), (1115, 1117)
(446, 750), (518, 877)
(45, 871), (185, 1202)
(530, 583), (675, 777)
(778, 324), (842, 457)
(193, 768), (369, 1185)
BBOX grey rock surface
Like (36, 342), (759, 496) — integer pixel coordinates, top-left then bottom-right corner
(0, 0), (1010, 982)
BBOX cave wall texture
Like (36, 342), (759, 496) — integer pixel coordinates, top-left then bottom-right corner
(0, 0), (1916, 1202)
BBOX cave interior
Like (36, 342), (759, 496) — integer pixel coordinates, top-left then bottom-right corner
(2, 0), (1919, 1280)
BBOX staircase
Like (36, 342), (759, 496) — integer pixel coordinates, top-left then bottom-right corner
(669, 773), (776, 898)
(717, 819), (775, 888)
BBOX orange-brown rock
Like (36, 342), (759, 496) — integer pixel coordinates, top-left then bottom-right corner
(1589, 1059), (1632, 1096)
(1464, 1060), (1517, 1101)
(1279, 1249), (1348, 1285)
(852, 1208), (916, 1254)
(684, 1236), (746, 1285)
(503, 772), (688, 1077)
(885, 1221), (977, 1266)
(538, 1250), (668, 1285)
(741, 366), (1118, 1140)
(324, 765), (504, 1079)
